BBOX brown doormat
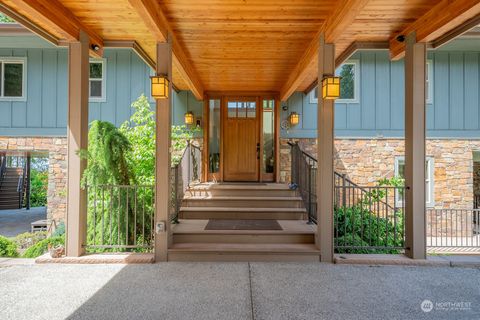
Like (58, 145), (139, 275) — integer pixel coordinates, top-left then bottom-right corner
(205, 219), (282, 230)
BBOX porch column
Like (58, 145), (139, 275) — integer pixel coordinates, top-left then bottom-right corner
(317, 34), (335, 263)
(404, 32), (427, 259)
(66, 31), (90, 257)
(154, 36), (173, 262)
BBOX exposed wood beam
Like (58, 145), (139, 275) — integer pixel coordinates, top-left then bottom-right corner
(303, 41), (389, 95)
(128, 0), (204, 100)
(6, 0), (104, 57)
(431, 14), (480, 48)
(390, 0), (480, 60)
(280, 0), (369, 102)
(103, 40), (155, 70)
(0, 4), (59, 46)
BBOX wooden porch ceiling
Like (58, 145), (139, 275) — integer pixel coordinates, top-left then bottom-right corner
(1, 0), (480, 101)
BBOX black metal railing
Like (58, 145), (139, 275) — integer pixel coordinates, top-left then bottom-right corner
(289, 142), (406, 253)
(171, 141), (202, 223)
(290, 142), (317, 223)
(427, 209), (480, 249)
(0, 153), (6, 187)
(85, 184), (155, 251)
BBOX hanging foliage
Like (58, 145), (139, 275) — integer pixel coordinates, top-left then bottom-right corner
(79, 120), (133, 187)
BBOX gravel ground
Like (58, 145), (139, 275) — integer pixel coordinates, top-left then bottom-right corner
(0, 262), (478, 320)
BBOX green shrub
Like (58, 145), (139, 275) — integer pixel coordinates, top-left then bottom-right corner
(22, 236), (64, 258)
(0, 236), (18, 257)
(334, 205), (404, 254)
(14, 231), (47, 249)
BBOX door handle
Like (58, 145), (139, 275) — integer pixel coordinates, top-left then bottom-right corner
(256, 143), (260, 159)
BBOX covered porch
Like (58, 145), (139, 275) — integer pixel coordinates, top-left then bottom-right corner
(2, 0), (480, 262)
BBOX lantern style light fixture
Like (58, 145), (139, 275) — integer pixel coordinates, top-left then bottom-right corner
(184, 111), (194, 125)
(321, 75), (341, 100)
(289, 112), (299, 126)
(150, 74), (169, 99)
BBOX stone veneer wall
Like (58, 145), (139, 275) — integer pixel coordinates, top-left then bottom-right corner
(280, 138), (479, 210)
(0, 137), (67, 224)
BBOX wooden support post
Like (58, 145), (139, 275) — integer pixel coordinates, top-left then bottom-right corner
(404, 32), (427, 259)
(66, 31), (90, 257)
(154, 37), (173, 262)
(317, 34), (335, 263)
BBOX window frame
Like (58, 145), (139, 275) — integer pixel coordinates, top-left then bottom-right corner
(426, 60), (433, 104)
(0, 57), (27, 102)
(394, 156), (434, 208)
(309, 59), (360, 104)
(89, 58), (106, 102)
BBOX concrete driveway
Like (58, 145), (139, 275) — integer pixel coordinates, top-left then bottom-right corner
(0, 207), (46, 237)
(0, 262), (478, 320)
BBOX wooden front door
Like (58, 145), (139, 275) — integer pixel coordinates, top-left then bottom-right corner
(223, 98), (259, 181)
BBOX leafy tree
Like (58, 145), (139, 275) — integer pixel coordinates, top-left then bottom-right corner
(0, 14), (14, 23)
(80, 120), (133, 186)
(30, 169), (48, 207)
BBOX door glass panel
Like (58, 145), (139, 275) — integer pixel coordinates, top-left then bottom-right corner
(237, 102), (247, 118)
(262, 100), (275, 173)
(209, 99), (221, 173)
(227, 101), (237, 118)
(247, 102), (256, 118)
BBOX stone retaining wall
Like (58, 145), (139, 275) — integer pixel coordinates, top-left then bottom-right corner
(0, 137), (67, 224)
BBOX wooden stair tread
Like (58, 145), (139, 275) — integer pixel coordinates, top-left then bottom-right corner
(183, 196), (302, 201)
(169, 242), (319, 253)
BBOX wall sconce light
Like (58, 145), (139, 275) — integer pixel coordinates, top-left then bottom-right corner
(289, 112), (299, 126)
(150, 74), (169, 99)
(322, 75), (341, 100)
(184, 111), (194, 125)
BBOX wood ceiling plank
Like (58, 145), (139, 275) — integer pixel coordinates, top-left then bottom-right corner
(128, 0), (204, 100)
(5, 0), (104, 56)
(390, 0), (480, 59)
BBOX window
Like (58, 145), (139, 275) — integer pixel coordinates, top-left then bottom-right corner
(426, 60), (433, 104)
(89, 59), (106, 102)
(0, 57), (26, 101)
(395, 156), (434, 207)
(310, 60), (360, 104)
(227, 101), (256, 118)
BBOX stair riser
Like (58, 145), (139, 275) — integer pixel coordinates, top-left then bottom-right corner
(186, 189), (297, 197)
(182, 199), (303, 208)
(179, 211), (306, 220)
(168, 252), (320, 262)
(173, 233), (314, 244)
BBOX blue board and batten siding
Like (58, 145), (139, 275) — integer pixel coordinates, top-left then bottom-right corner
(0, 43), (480, 139)
(281, 50), (480, 139)
(0, 45), (201, 137)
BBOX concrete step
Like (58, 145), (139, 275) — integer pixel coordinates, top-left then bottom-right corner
(179, 207), (307, 220)
(182, 196), (303, 208)
(168, 243), (320, 262)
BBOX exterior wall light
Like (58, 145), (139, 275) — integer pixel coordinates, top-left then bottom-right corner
(322, 75), (341, 100)
(289, 112), (299, 126)
(184, 111), (194, 125)
(150, 75), (169, 99)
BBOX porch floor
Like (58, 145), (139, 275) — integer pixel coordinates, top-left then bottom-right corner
(172, 219), (316, 234)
